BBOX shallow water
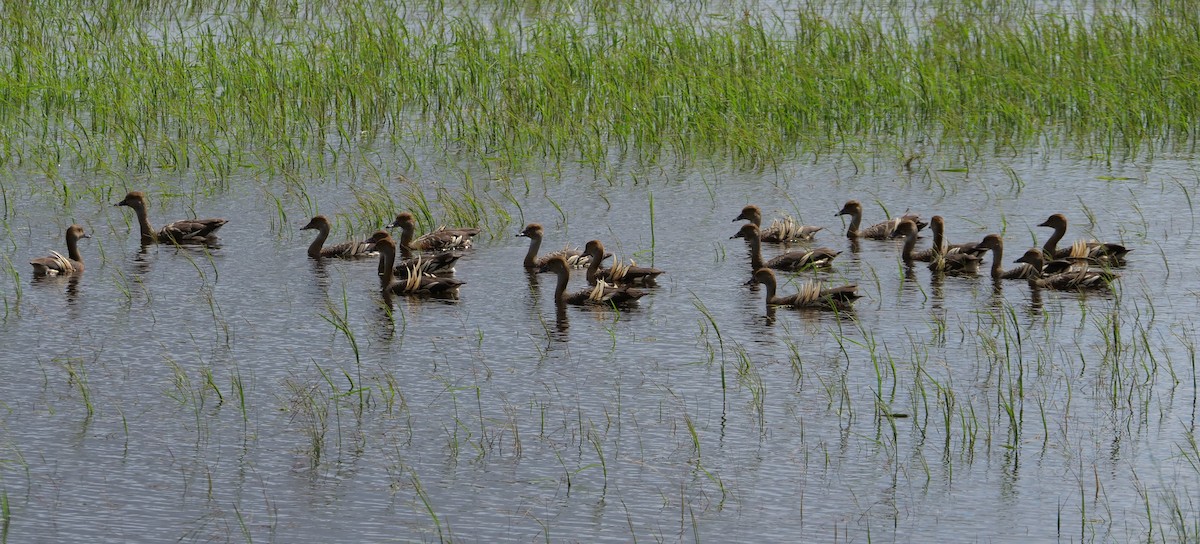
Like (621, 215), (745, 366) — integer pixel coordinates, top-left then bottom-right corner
(1, 144), (1197, 542)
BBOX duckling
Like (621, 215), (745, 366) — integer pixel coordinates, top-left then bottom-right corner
(583, 240), (664, 286)
(835, 199), (927, 239)
(731, 224), (839, 272)
(517, 223), (595, 272)
(386, 212), (479, 251)
(114, 191), (227, 244)
(374, 234), (464, 298)
(544, 255), (646, 308)
(1038, 213), (1131, 264)
(751, 268), (859, 311)
(300, 215), (377, 259)
(30, 225), (90, 277)
(732, 205), (824, 243)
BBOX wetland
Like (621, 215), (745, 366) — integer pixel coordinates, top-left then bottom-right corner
(2, 0), (1200, 541)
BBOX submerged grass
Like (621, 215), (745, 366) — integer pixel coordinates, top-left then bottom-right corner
(2, 0), (1199, 182)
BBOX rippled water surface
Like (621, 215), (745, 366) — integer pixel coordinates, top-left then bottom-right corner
(2, 145), (1197, 542)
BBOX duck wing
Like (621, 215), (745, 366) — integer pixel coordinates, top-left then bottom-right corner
(159, 218), (227, 242)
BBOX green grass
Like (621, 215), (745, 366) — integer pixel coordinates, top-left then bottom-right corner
(2, 0), (1198, 183)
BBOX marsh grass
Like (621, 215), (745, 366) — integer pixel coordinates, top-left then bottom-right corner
(2, 1), (1198, 183)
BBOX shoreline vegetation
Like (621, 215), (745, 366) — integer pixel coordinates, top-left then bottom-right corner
(1, 1), (1198, 180)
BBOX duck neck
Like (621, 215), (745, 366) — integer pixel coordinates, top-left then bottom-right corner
(746, 233), (764, 270)
(553, 265), (570, 303)
(399, 224), (416, 254)
(845, 209), (862, 238)
(902, 229), (917, 265)
(1043, 224), (1065, 257)
(988, 243), (1003, 279)
(307, 224), (330, 259)
(131, 204), (156, 242)
(586, 249), (602, 284)
(932, 224), (945, 255)
(760, 274), (778, 308)
(523, 235), (543, 269)
(66, 233), (83, 263)
(378, 244), (396, 290)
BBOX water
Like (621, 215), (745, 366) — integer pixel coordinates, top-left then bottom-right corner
(1, 145), (1195, 542)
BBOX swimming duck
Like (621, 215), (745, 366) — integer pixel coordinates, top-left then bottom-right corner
(835, 200), (927, 239)
(300, 215), (377, 259)
(751, 268), (860, 311)
(367, 231), (460, 277)
(1037, 213), (1131, 264)
(731, 224), (839, 272)
(910, 216), (984, 262)
(732, 205), (824, 243)
(386, 212), (479, 251)
(974, 234), (1039, 280)
(897, 219), (980, 274)
(517, 223), (596, 272)
(583, 240), (665, 286)
(29, 225), (90, 277)
(544, 255), (646, 308)
(374, 234), (465, 298)
(1013, 248), (1119, 290)
(114, 191), (227, 244)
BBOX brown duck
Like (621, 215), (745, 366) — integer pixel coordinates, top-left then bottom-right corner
(910, 216), (984, 262)
(732, 205), (823, 243)
(583, 240), (664, 286)
(368, 231), (460, 277)
(30, 225), (90, 277)
(897, 219), (980, 274)
(374, 233), (465, 298)
(751, 268), (860, 311)
(731, 224), (839, 272)
(1014, 249), (1119, 290)
(115, 191), (227, 243)
(301, 215), (377, 259)
(974, 235), (1039, 280)
(1038, 213), (1131, 264)
(835, 199), (927, 239)
(386, 212), (479, 251)
(544, 255), (646, 308)
(517, 223), (596, 272)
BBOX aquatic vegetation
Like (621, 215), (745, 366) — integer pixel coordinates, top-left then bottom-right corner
(1, 0), (1199, 184)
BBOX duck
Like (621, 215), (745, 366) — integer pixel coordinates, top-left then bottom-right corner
(1013, 249), (1118, 290)
(732, 205), (824, 243)
(1037, 213), (1131, 264)
(731, 224), (839, 272)
(30, 225), (90, 277)
(835, 200), (927, 239)
(583, 240), (665, 286)
(114, 191), (227, 244)
(386, 212), (479, 251)
(300, 215), (377, 259)
(910, 216), (984, 262)
(974, 234), (1039, 280)
(367, 231), (460, 277)
(751, 268), (860, 311)
(897, 219), (980, 274)
(517, 223), (595, 272)
(544, 255), (646, 308)
(374, 233), (465, 298)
